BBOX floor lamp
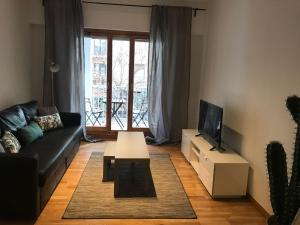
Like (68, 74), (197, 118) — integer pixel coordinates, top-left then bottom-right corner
(49, 61), (60, 106)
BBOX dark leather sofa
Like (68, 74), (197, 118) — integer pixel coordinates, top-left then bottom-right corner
(0, 101), (83, 219)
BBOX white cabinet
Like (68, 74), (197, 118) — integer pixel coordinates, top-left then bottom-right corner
(181, 129), (249, 198)
(181, 131), (192, 160)
(198, 150), (214, 194)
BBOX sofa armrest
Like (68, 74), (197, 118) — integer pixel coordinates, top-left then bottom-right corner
(59, 112), (81, 126)
(0, 153), (40, 219)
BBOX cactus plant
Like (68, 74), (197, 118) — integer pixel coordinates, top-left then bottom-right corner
(266, 95), (300, 225)
(266, 142), (289, 225)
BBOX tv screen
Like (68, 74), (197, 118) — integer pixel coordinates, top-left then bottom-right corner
(198, 100), (223, 149)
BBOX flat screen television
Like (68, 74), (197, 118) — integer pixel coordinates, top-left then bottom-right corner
(197, 100), (223, 150)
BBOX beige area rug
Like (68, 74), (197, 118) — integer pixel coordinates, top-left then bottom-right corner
(63, 152), (197, 219)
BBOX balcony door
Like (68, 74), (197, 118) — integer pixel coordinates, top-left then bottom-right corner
(84, 30), (149, 134)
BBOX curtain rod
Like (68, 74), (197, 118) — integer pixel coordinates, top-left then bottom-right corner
(82, 1), (206, 16)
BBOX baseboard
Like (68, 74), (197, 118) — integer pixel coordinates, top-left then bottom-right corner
(247, 193), (270, 218)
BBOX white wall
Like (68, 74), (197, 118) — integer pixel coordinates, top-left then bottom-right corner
(0, 0), (32, 108)
(29, 0), (207, 33)
(82, 0), (208, 35)
(201, 0), (300, 214)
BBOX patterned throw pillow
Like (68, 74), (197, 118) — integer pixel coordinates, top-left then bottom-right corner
(34, 113), (63, 132)
(1, 131), (21, 153)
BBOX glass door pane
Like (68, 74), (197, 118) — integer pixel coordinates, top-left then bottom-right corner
(84, 37), (107, 127)
(112, 39), (130, 130)
(132, 40), (149, 128)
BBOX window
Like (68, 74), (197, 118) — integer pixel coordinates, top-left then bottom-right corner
(93, 63), (107, 76)
(132, 40), (149, 128)
(100, 63), (106, 76)
(112, 39), (130, 130)
(85, 37), (108, 127)
(84, 30), (149, 132)
(93, 39), (107, 56)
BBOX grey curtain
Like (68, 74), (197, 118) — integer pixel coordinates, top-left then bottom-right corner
(43, 0), (84, 121)
(148, 5), (192, 144)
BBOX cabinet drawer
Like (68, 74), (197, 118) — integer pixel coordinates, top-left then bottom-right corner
(199, 152), (214, 175)
(198, 162), (213, 194)
(181, 134), (190, 160)
(198, 152), (214, 194)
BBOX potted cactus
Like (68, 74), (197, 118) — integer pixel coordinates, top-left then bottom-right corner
(266, 95), (300, 225)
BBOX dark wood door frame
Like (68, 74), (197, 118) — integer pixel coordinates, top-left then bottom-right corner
(107, 33), (113, 131)
(85, 29), (150, 138)
(127, 36), (134, 131)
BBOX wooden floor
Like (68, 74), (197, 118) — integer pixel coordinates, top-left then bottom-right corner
(3, 142), (267, 225)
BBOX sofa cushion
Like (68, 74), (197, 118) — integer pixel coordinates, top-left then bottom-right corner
(17, 122), (43, 145)
(20, 126), (82, 186)
(0, 105), (27, 133)
(20, 101), (38, 122)
(34, 113), (63, 132)
(1, 131), (21, 153)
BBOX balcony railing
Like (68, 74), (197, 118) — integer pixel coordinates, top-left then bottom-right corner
(85, 92), (148, 130)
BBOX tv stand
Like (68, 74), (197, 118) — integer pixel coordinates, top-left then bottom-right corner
(182, 129), (249, 198)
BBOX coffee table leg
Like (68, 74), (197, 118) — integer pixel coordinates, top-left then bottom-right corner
(103, 157), (108, 182)
(114, 160), (120, 197)
(103, 157), (114, 182)
(144, 162), (156, 197)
